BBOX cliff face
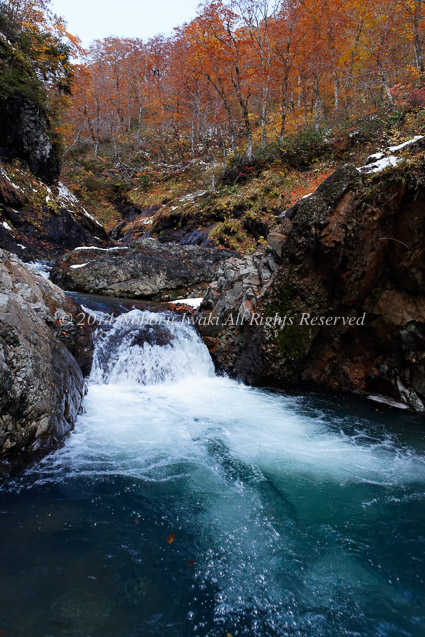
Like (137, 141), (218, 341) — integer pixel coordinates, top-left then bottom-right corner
(0, 96), (60, 184)
(201, 139), (425, 412)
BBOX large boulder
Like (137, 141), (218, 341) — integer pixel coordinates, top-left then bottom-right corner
(200, 144), (425, 412)
(0, 250), (86, 457)
(51, 238), (239, 300)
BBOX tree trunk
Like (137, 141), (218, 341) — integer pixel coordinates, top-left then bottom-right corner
(314, 75), (322, 129)
(260, 87), (268, 148)
(414, 28), (424, 73)
(279, 99), (286, 144)
(334, 75), (340, 111)
(377, 58), (394, 107)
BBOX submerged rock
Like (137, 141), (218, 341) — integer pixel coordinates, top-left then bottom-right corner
(51, 238), (239, 301)
(201, 151), (425, 412)
(0, 250), (86, 457)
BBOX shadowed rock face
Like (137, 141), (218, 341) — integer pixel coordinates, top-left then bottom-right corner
(200, 154), (425, 413)
(51, 239), (239, 301)
(0, 250), (86, 457)
(0, 97), (60, 184)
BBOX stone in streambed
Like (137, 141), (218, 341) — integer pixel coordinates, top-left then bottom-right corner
(51, 238), (239, 301)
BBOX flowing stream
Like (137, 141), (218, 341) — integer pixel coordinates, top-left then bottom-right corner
(1, 308), (425, 636)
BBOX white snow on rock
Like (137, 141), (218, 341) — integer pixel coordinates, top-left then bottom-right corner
(0, 167), (22, 192)
(58, 183), (104, 228)
(83, 208), (103, 228)
(366, 152), (385, 163)
(58, 182), (78, 205)
(302, 193), (313, 199)
(70, 263), (90, 270)
(387, 135), (423, 152)
(179, 190), (207, 203)
(2, 221), (13, 232)
(358, 156), (401, 174)
(74, 246), (129, 252)
(169, 297), (203, 309)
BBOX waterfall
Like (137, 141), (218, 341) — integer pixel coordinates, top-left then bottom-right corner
(89, 309), (215, 385)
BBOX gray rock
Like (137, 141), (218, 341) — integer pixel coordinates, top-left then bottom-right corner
(51, 239), (239, 300)
(0, 250), (85, 456)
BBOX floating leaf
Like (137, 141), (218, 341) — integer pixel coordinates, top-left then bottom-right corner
(167, 533), (175, 544)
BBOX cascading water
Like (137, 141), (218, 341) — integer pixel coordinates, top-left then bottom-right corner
(90, 309), (215, 385)
(1, 308), (425, 637)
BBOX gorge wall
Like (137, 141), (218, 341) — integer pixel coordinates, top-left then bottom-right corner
(200, 142), (425, 412)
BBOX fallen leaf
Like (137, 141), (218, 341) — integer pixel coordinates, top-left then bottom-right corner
(167, 533), (175, 544)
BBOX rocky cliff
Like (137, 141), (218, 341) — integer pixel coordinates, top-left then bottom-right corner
(0, 96), (60, 185)
(200, 137), (425, 412)
(0, 250), (86, 457)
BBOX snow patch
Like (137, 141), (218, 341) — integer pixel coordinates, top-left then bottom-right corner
(169, 297), (203, 309)
(58, 182), (78, 204)
(70, 263), (90, 270)
(366, 152), (385, 164)
(83, 208), (103, 227)
(358, 156), (401, 174)
(74, 246), (129, 252)
(388, 135), (423, 152)
(2, 221), (13, 232)
(179, 190), (207, 203)
(302, 193), (312, 200)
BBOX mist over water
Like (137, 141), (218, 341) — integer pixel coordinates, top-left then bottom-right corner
(1, 310), (425, 636)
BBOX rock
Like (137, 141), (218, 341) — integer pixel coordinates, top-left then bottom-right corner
(0, 250), (86, 457)
(51, 238), (239, 300)
(0, 96), (60, 184)
(0, 166), (109, 260)
(200, 158), (425, 412)
(268, 232), (286, 258)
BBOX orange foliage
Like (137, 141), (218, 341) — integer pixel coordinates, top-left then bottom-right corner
(64, 0), (425, 161)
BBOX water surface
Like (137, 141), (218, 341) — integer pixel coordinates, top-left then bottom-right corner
(1, 310), (424, 636)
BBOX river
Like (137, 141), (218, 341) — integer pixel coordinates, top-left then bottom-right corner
(0, 307), (424, 636)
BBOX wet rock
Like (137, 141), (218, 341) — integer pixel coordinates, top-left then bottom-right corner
(0, 250), (86, 457)
(51, 238), (239, 301)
